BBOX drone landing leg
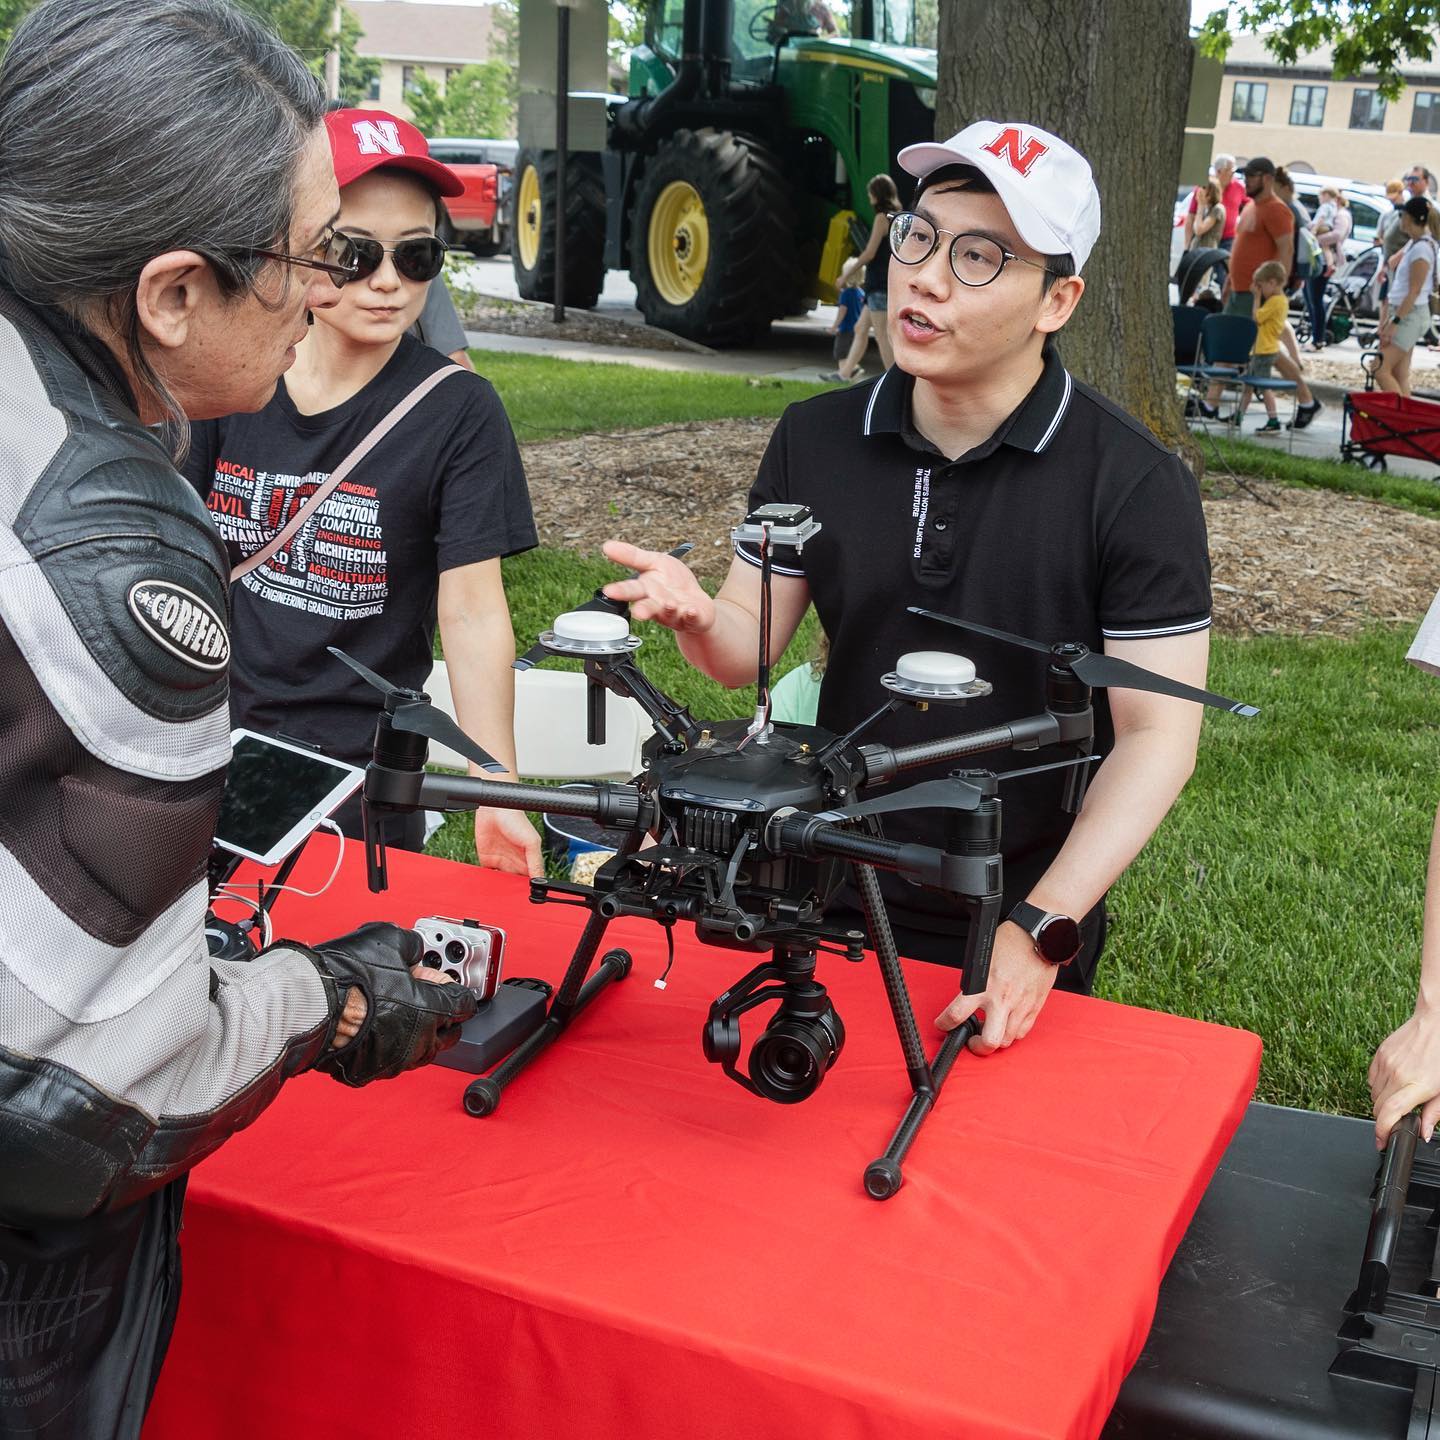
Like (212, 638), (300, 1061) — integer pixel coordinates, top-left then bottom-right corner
(854, 862), (968, 1201)
(463, 907), (630, 1116)
(462, 836), (643, 1119)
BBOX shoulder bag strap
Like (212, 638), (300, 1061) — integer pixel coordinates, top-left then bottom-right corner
(230, 363), (465, 582)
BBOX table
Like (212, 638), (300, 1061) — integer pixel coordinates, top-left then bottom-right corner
(144, 841), (1260, 1440)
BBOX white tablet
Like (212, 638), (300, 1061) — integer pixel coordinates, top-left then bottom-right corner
(213, 729), (364, 866)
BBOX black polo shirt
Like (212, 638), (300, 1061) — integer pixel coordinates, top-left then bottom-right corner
(736, 351), (1211, 938)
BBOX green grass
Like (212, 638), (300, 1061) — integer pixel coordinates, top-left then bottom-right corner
(468, 348), (828, 443)
(1100, 626), (1438, 1116)
(1205, 433), (1440, 518)
(431, 542), (1438, 1118)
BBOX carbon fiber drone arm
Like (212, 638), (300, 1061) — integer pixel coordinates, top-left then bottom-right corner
(767, 811), (998, 900)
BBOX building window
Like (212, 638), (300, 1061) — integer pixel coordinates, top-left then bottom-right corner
(1414, 91), (1440, 134)
(1231, 81), (1267, 123)
(367, 73), (381, 101)
(1290, 84), (1326, 127)
(402, 64), (421, 95)
(1350, 88), (1387, 130)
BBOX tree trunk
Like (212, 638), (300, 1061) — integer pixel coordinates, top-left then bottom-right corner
(936, 0), (1193, 454)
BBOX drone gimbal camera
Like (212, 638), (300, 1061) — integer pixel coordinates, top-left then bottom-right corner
(338, 505), (1257, 1199)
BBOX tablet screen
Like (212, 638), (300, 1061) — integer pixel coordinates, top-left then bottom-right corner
(214, 731), (364, 865)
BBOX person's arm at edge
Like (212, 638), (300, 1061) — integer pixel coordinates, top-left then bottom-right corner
(1372, 801), (1440, 1146)
(437, 558), (544, 876)
(936, 628), (1209, 1053)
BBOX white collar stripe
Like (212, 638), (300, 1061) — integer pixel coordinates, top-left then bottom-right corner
(1033, 368), (1073, 453)
(862, 369), (889, 435)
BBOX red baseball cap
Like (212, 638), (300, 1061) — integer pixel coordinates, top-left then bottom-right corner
(324, 108), (464, 197)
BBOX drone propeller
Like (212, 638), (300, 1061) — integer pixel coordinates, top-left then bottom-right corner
(327, 646), (508, 774)
(822, 754), (1101, 825)
(908, 607), (1259, 717)
(328, 646), (405, 699)
(822, 775), (987, 822)
(514, 542), (696, 671)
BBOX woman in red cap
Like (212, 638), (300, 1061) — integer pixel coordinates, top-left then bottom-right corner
(185, 108), (542, 873)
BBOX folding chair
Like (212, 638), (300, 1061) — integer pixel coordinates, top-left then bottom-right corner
(1172, 304), (1207, 379)
(1240, 366), (1299, 451)
(422, 661), (648, 782)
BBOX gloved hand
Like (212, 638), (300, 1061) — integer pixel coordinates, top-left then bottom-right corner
(303, 921), (478, 1086)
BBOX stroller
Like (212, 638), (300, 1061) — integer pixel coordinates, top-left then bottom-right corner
(1173, 246), (1229, 306)
(1340, 350), (1440, 472)
(1311, 245), (1384, 348)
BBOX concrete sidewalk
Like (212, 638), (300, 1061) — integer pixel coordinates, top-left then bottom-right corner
(463, 325), (845, 386)
(1191, 374), (1440, 480)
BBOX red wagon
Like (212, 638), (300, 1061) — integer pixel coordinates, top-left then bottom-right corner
(1341, 387), (1440, 472)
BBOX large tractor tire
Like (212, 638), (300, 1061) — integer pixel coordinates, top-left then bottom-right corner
(511, 148), (605, 308)
(630, 128), (799, 347)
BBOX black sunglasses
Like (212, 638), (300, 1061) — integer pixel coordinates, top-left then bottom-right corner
(346, 235), (448, 283)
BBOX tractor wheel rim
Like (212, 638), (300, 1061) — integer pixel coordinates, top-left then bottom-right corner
(517, 164), (542, 271)
(648, 181), (709, 305)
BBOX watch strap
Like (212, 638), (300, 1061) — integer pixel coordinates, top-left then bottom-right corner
(1006, 900), (1048, 938)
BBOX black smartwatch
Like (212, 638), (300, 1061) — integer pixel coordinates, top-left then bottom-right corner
(1006, 901), (1082, 967)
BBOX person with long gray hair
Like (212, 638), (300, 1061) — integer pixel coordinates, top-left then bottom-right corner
(0, 2), (479, 1434)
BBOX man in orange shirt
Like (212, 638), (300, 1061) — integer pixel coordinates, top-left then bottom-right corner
(1199, 155), (1315, 422)
(1225, 156), (1294, 315)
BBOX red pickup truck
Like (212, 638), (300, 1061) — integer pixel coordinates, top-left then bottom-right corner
(426, 137), (515, 256)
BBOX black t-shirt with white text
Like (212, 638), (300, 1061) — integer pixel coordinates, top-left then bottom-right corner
(185, 336), (536, 766)
(735, 353), (1212, 936)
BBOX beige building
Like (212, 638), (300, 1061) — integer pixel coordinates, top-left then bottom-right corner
(1210, 31), (1440, 186)
(347, 0), (501, 122)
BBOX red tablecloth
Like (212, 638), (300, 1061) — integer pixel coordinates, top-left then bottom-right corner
(144, 841), (1260, 1440)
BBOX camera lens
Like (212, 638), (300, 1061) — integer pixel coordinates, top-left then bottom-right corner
(422, 949), (442, 968)
(444, 939), (468, 963)
(749, 1008), (844, 1105)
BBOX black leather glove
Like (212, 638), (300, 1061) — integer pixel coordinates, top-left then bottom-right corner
(302, 921), (478, 1087)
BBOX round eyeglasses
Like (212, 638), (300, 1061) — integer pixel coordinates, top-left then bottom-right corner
(248, 229), (360, 288)
(888, 212), (1056, 288)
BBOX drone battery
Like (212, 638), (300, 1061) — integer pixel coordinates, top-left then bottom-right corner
(434, 977), (552, 1075)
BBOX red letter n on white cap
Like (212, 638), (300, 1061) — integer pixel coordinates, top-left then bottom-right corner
(982, 128), (1049, 177)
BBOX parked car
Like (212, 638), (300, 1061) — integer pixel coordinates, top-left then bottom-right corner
(425, 137), (515, 256)
(1171, 171), (1391, 289)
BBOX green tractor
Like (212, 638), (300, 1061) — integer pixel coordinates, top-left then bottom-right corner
(511, 0), (938, 346)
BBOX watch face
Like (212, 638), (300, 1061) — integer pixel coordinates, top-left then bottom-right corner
(1036, 915), (1081, 965)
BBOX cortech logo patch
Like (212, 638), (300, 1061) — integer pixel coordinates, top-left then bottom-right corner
(127, 581), (230, 671)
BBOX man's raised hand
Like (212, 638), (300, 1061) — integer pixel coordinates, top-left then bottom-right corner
(601, 539), (715, 633)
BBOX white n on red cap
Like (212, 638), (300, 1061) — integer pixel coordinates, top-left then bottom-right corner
(898, 121), (1102, 274)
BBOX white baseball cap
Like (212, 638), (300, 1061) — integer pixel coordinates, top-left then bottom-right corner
(898, 120), (1102, 274)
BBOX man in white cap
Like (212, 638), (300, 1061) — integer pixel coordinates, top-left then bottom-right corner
(602, 121), (1211, 1055)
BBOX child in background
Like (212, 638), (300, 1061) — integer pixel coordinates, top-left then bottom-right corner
(821, 283), (866, 382)
(1227, 259), (1290, 435)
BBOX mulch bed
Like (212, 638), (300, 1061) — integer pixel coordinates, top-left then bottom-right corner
(518, 418), (1440, 635)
